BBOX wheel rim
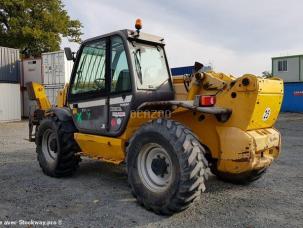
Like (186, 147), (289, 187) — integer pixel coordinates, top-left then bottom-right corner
(137, 143), (173, 193)
(42, 129), (58, 165)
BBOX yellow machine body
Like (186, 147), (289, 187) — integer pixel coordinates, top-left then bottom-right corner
(74, 114), (161, 164)
(56, 84), (69, 108)
(72, 72), (283, 175)
(26, 82), (52, 111)
(29, 70), (283, 175)
(171, 72), (283, 174)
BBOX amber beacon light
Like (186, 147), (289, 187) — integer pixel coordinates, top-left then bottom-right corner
(135, 18), (142, 32)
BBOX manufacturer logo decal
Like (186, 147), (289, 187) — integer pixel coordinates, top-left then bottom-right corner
(112, 112), (126, 117)
(110, 106), (122, 112)
(262, 107), (271, 121)
(294, 91), (303, 96)
(120, 102), (129, 107)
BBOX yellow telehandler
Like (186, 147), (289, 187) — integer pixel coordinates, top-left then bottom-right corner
(27, 20), (283, 215)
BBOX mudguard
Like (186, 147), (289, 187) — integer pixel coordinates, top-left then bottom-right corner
(49, 107), (72, 122)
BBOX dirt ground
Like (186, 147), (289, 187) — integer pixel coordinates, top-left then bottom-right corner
(0, 113), (302, 227)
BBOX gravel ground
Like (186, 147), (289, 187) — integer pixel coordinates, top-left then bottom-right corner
(0, 113), (302, 227)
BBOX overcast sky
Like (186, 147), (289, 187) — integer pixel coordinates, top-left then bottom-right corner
(62, 0), (303, 76)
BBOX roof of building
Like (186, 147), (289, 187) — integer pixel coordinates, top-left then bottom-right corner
(272, 54), (303, 60)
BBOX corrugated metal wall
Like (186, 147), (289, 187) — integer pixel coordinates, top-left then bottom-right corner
(20, 51), (73, 117)
(0, 83), (21, 122)
(0, 46), (20, 83)
(281, 83), (303, 112)
(40, 51), (73, 107)
(42, 51), (73, 85)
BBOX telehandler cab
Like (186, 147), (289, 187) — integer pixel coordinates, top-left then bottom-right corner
(28, 20), (283, 215)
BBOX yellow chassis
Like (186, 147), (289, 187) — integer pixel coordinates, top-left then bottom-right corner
(74, 119), (281, 175)
(28, 71), (283, 176)
(74, 72), (283, 175)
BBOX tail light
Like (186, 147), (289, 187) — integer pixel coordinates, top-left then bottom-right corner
(194, 95), (216, 107)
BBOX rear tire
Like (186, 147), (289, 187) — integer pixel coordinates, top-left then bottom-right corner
(36, 117), (81, 177)
(127, 119), (208, 215)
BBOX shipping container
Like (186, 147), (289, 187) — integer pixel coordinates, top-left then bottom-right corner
(21, 58), (42, 86)
(21, 51), (72, 117)
(0, 46), (20, 83)
(281, 82), (303, 112)
(21, 58), (43, 117)
(42, 51), (73, 85)
(0, 83), (21, 122)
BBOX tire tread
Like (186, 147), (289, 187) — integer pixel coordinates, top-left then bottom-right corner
(36, 117), (80, 178)
(127, 119), (208, 215)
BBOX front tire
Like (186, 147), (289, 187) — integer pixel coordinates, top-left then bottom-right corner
(127, 119), (208, 215)
(36, 117), (81, 177)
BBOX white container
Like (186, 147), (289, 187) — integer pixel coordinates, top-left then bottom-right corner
(42, 51), (73, 85)
(22, 58), (42, 86)
(0, 83), (21, 122)
(21, 58), (42, 117)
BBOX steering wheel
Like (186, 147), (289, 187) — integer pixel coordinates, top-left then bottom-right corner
(94, 78), (105, 89)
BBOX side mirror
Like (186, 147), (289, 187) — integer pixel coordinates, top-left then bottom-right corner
(64, 47), (75, 62)
(194, 61), (204, 72)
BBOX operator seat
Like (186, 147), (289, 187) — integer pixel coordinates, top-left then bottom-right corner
(115, 70), (131, 92)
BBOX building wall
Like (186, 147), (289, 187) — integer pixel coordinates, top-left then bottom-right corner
(300, 56), (303, 81)
(272, 57), (300, 82)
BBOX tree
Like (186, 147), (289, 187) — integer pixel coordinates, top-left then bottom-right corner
(0, 0), (82, 57)
(262, 71), (273, 78)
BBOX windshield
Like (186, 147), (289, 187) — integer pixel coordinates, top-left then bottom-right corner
(130, 42), (170, 90)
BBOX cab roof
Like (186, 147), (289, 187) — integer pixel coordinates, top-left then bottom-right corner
(82, 29), (165, 46)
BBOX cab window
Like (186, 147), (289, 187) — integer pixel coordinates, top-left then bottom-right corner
(71, 39), (107, 95)
(111, 36), (131, 93)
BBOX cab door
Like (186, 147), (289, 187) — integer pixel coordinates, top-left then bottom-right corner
(107, 36), (133, 136)
(68, 38), (110, 135)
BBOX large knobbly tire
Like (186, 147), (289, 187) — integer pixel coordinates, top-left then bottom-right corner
(36, 117), (81, 177)
(210, 160), (267, 184)
(127, 119), (208, 215)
